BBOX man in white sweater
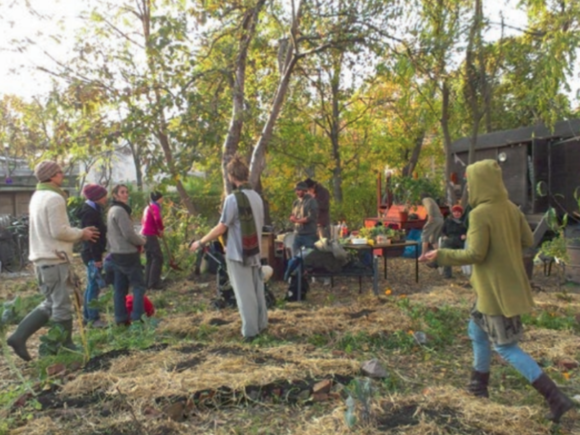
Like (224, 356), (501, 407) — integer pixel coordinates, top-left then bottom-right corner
(7, 161), (99, 361)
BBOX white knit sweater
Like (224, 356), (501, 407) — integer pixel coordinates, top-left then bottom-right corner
(28, 190), (83, 264)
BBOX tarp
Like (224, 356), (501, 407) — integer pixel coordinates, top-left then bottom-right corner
(403, 229), (422, 258)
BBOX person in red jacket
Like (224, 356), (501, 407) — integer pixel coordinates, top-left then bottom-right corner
(141, 191), (165, 290)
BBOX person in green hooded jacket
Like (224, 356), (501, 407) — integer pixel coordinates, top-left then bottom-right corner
(423, 159), (573, 423)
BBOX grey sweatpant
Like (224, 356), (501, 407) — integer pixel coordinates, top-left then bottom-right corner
(226, 258), (268, 338)
(36, 263), (74, 321)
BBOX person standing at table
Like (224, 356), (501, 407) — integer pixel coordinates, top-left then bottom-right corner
(304, 177), (330, 239)
(418, 195), (444, 262)
(290, 181), (318, 256)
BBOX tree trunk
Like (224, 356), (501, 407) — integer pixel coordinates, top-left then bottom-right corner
(254, 176), (272, 225)
(126, 140), (144, 192)
(401, 130), (426, 177)
(156, 130), (197, 215)
(249, 54), (299, 187)
(330, 63), (343, 203)
(221, 1), (266, 194)
(441, 81), (455, 205)
(249, 1), (303, 187)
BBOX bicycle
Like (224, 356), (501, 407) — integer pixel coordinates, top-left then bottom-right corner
(0, 216), (30, 273)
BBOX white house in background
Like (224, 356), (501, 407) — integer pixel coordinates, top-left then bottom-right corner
(83, 146), (205, 191)
(83, 147), (138, 186)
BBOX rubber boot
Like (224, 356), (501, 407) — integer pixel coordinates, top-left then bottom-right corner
(54, 319), (79, 353)
(467, 370), (490, 398)
(532, 372), (574, 423)
(7, 308), (50, 361)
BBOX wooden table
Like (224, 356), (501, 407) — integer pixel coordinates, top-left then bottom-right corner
(377, 241), (419, 282)
(345, 241), (420, 283)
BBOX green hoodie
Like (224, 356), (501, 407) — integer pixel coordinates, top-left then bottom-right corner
(437, 159), (534, 317)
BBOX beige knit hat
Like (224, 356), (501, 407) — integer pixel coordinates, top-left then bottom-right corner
(34, 161), (62, 182)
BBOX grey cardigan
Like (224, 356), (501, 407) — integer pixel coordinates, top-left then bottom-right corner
(107, 204), (145, 254)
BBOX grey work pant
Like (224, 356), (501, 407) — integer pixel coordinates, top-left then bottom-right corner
(226, 258), (268, 338)
(36, 263), (74, 321)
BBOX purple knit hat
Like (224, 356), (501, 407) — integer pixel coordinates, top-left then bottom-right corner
(82, 184), (107, 201)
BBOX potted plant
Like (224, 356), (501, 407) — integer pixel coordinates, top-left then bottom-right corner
(536, 183), (580, 285)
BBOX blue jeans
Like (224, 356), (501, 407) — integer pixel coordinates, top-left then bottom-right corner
(292, 234), (318, 256)
(83, 263), (101, 322)
(468, 318), (542, 383)
(111, 259), (146, 323)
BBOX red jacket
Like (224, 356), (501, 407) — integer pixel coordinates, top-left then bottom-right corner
(141, 202), (164, 236)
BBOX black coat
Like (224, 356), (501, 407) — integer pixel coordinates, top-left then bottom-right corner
(442, 216), (467, 241)
(77, 202), (107, 264)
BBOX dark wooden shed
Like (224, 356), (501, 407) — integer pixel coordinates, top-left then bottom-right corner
(450, 119), (580, 221)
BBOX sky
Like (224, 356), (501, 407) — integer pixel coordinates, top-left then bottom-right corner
(0, 0), (85, 99)
(0, 0), (577, 104)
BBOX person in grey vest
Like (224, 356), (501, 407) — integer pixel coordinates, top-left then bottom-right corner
(190, 155), (267, 342)
(106, 184), (147, 325)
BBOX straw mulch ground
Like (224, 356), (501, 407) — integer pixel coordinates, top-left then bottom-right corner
(0, 258), (579, 435)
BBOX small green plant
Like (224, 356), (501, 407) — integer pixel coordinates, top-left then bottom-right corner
(344, 378), (373, 429)
(536, 183), (580, 263)
(307, 333), (329, 347)
(38, 324), (68, 357)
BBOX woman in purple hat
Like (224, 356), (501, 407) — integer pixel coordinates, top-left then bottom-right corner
(78, 184), (109, 328)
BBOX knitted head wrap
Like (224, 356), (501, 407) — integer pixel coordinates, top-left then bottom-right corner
(83, 184), (107, 201)
(34, 161), (62, 182)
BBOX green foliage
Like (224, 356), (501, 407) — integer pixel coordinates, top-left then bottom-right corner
(38, 323), (70, 357)
(0, 297), (23, 330)
(536, 185), (580, 262)
(522, 309), (580, 332)
(390, 175), (444, 209)
(67, 196), (85, 228)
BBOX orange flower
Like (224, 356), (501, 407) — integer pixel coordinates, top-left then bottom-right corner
(563, 372), (571, 380)
(385, 289), (392, 295)
(399, 294), (407, 298)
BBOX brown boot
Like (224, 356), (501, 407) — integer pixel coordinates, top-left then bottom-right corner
(467, 370), (490, 398)
(532, 372), (574, 423)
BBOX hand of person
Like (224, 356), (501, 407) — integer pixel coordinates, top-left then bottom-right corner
(137, 245), (144, 254)
(189, 241), (201, 252)
(94, 261), (103, 268)
(461, 235), (466, 240)
(424, 250), (438, 261)
(82, 226), (99, 242)
(158, 230), (164, 238)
